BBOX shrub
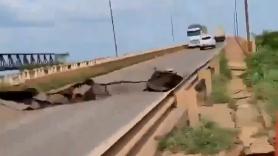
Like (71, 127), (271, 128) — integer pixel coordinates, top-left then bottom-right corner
(245, 31), (278, 124)
(158, 121), (236, 155)
(256, 31), (278, 50)
(243, 37), (278, 87)
(219, 52), (232, 79)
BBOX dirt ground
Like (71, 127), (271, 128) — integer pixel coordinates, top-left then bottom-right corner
(224, 37), (248, 70)
(163, 37), (274, 156)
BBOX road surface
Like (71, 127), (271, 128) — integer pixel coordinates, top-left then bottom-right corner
(0, 44), (223, 156)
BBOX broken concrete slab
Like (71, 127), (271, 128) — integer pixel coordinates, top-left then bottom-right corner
(239, 126), (259, 147)
(29, 100), (42, 110)
(146, 70), (183, 92)
(232, 90), (252, 100)
(231, 70), (245, 77)
(257, 103), (273, 129)
(228, 62), (247, 71)
(83, 87), (96, 101)
(228, 78), (246, 94)
(47, 94), (69, 105)
(244, 136), (274, 155)
(33, 93), (48, 101)
(0, 99), (31, 110)
(267, 130), (275, 146)
(73, 84), (91, 97)
(200, 104), (235, 128)
(236, 103), (262, 128)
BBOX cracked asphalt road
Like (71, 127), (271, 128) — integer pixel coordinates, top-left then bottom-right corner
(0, 44), (223, 156)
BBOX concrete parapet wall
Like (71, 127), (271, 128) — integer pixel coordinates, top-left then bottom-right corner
(0, 44), (186, 86)
(102, 51), (221, 155)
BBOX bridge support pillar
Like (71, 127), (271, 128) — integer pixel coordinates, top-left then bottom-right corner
(175, 80), (200, 128)
(184, 85), (200, 127)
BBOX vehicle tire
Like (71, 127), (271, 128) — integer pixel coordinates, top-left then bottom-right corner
(200, 47), (204, 50)
(211, 45), (216, 49)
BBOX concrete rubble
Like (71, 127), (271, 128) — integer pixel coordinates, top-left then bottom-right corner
(0, 99), (30, 110)
(48, 94), (69, 105)
(146, 69), (183, 92)
(239, 126), (259, 147)
(0, 70), (184, 110)
(0, 79), (107, 110)
(33, 93), (48, 101)
(244, 136), (274, 155)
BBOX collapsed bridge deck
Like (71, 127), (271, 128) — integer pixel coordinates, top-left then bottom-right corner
(0, 44), (223, 156)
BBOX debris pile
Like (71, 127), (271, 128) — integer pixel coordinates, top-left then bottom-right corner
(0, 79), (110, 110)
(145, 69), (183, 92)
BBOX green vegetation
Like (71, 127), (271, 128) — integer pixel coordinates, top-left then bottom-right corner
(158, 121), (237, 155)
(256, 31), (278, 50)
(3, 46), (183, 92)
(211, 75), (231, 103)
(219, 52), (232, 79)
(210, 51), (232, 103)
(242, 31), (278, 122)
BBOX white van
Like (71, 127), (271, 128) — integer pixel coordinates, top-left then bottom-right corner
(187, 24), (207, 48)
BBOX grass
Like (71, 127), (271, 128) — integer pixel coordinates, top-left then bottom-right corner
(210, 75), (231, 104)
(242, 31), (278, 124)
(219, 51), (232, 79)
(2, 46), (184, 92)
(209, 50), (232, 104)
(158, 120), (237, 155)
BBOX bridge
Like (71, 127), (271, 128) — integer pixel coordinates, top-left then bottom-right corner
(0, 53), (69, 71)
(0, 44), (224, 156)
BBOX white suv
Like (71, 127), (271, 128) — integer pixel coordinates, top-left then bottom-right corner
(200, 35), (216, 50)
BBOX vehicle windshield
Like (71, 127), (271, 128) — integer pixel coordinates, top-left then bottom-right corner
(187, 30), (201, 36)
(202, 36), (211, 40)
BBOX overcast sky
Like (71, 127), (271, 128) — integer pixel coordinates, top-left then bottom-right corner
(0, 0), (277, 62)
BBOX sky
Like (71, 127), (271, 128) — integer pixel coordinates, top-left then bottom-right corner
(0, 0), (277, 62)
